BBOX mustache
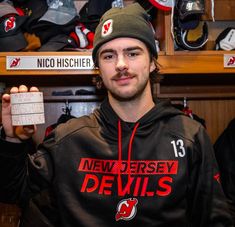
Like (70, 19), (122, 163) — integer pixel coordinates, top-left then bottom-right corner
(112, 72), (135, 80)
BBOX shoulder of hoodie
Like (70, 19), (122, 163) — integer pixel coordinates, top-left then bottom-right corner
(52, 112), (99, 143)
(155, 99), (205, 143)
(164, 113), (205, 144)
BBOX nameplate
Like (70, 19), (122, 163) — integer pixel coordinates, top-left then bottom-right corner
(6, 55), (94, 70)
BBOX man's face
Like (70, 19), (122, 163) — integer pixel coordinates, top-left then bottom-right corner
(98, 37), (156, 102)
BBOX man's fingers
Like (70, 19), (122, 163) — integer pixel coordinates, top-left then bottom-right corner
(23, 125), (37, 134)
(15, 125), (37, 140)
(2, 93), (10, 102)
(29, 86), (39, 92)
(10, 85), (39, 94)
(19, 85), (28, 93)
(1, 93), (10, 108)
(10, 86), (19, 94)
(2, 85), (39, 141)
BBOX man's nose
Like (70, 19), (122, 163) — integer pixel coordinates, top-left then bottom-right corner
(115, 55), (128, 71)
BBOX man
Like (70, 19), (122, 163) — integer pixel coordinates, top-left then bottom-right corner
(0, 3), (233, 227)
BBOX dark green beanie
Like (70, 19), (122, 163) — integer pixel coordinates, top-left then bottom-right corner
(92, 3), (157, 63)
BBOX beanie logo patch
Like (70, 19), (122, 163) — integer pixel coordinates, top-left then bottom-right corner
(101, 19), (113, 37)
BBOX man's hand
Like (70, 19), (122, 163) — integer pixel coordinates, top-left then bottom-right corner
(2, 85), (38, 141)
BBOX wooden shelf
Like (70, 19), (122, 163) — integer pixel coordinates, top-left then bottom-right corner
(157, 93), (235, 100)
(155, 76), (235, 100)
(44, 95), (104, 102)
(158, 51), (235, 74)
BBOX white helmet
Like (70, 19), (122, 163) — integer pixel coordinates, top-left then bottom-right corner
(149, 0), (175, 11)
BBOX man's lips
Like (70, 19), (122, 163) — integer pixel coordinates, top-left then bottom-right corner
(112, 72), (135, 81)
(113, 76), (134, 85)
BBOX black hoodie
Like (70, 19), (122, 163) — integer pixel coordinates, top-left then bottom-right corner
(0, 99), (233, 227)
(214, 118), (235, 224)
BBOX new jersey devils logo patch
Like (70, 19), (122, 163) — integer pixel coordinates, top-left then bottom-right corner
(115, 198), (138, 221)
(101, 19), (113, 37)
(4, 17), (16, 32)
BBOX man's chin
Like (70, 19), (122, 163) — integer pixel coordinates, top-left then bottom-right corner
(109, 91), (139, 102)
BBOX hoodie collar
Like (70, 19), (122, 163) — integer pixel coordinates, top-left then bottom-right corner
(97, 97), (183, 131)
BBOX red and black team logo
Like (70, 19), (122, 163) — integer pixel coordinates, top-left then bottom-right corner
(115, 198), (138, 221)
(4, 16), (16, 32)
(227, 56), (235, 66)
(214, 173), (221, 184)
(101, 19), (113, 37)
(10, 58), (21, 68)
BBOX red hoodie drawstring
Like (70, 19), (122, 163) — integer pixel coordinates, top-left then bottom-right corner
(117, 119), (139, 194)
(118, 120), (122, 190)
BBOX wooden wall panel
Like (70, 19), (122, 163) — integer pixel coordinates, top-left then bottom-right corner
(188, 99), (235, 144)
(0, 203), (20, 227)
(204, 0), (235, 20)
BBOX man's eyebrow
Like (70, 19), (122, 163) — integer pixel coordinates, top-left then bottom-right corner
(99, 49), (116, 56)
(99, 46), (144, 56)
(124, 46), (144, 52)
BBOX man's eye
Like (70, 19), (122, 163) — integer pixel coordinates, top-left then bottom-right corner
(103, 54), (113, 60)
(128, 52), (139, 57)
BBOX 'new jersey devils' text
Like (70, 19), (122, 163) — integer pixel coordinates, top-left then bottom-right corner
(78, 158), (178, 197)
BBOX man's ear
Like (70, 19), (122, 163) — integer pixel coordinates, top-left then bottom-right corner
(93, 75), (103, 89)
(150, 60), (156, 73)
